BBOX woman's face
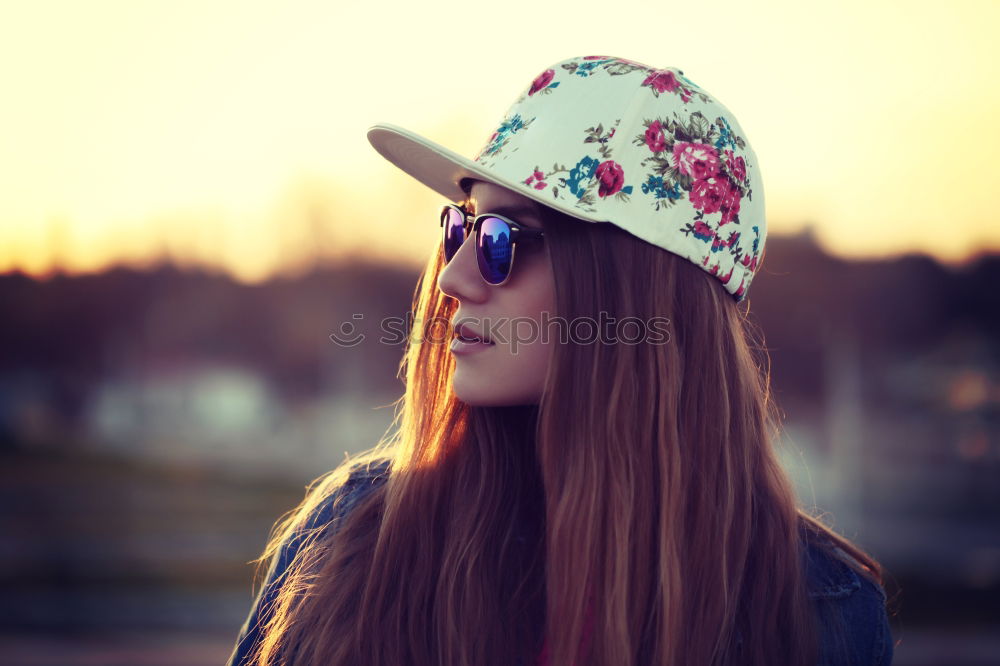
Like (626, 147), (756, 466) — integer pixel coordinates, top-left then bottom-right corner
(436, 180), (557, 406)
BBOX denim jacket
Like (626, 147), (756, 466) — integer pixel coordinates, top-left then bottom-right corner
(228, 460), (894, 666)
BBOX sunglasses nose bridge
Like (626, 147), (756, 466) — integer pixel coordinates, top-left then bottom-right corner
(448, 216), (481, 265)
(441, 206), (471, 259)
(437, 221), (492, 303)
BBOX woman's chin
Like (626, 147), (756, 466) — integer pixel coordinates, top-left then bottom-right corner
(452, 373), (540, 407)
(451, 379), (501, 407)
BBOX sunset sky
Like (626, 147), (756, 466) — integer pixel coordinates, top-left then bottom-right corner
(2, 0), (998, 282)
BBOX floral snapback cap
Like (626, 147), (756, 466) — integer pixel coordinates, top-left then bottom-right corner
(368, 55), (766, 302)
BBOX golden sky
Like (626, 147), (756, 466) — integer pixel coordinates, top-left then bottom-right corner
(2, 0), (998, 281)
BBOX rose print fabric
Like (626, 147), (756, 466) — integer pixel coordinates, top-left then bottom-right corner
(469, 56), (766, 302)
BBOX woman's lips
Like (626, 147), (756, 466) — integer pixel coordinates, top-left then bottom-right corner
(454, 321), (492, 344)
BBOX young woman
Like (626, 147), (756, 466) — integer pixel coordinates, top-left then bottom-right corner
(228, 56), (894, 666)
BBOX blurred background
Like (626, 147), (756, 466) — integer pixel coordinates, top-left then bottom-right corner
(1, 1), (998, 664)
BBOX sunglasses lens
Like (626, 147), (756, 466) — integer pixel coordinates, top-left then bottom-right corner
(442, 207), (466, 261)
(477, 216), (513, 285)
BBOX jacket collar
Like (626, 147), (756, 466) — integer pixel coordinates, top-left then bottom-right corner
(802, 539), (862, 600)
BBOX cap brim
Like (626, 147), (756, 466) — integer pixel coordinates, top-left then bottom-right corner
(366, 122), (603, 222)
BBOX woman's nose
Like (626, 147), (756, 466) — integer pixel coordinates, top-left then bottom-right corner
(437, 230), (488, 303)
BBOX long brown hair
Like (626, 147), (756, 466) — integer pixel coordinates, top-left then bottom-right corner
(246, 198), (884, 666)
